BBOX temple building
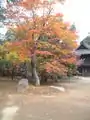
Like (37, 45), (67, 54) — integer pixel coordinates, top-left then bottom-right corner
(75, 34), (90, 76)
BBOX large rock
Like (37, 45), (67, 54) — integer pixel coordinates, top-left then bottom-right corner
(17, 78), (29, 93)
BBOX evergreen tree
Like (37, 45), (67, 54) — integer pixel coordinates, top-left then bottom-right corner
(70, 23), (76, 32)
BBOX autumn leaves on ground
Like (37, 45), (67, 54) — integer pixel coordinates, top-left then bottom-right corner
(0, 0), (78, 86)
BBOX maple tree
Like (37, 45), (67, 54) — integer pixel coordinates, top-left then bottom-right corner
(5, 0), (78, 85)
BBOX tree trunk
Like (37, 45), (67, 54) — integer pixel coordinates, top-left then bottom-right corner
(31, 54), (40, 86)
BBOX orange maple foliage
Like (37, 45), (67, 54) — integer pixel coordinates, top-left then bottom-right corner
(7, 0), (78, 77)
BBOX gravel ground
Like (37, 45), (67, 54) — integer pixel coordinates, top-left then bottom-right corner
(0, 77), (90, 120)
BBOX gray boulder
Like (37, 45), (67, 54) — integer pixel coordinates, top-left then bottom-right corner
(17, 78), (29, 92)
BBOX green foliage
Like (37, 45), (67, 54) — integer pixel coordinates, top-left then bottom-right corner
(70, 24), (76, 32)
(67, 64), (77, 76)
(0, 59), (11, 68)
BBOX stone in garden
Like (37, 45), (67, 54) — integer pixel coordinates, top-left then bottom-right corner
(17, 78), (29, 92)
(50, 86), (65, 92)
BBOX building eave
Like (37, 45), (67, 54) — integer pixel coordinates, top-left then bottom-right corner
(75, 49), (90, 55)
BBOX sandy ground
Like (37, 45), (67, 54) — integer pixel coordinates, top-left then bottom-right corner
(0, 77), (90, 120)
